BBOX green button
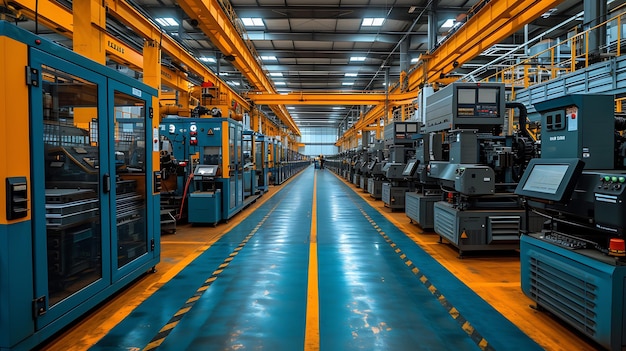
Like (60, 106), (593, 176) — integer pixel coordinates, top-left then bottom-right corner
(612, 176), (618, 182)
(620, 177), (626, 183)
(605, 176), (611, 182)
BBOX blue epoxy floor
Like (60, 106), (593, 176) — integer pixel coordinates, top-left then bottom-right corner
(91, 166), (544, 351)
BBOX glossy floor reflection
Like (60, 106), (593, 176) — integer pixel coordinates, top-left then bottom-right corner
(90, 166), (543, 351)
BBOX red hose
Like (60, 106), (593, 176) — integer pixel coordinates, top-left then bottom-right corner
(177, 172), (194, 220)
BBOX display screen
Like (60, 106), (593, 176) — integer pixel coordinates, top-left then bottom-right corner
(478, 89), (497, 103)
(456, 87), (500, 118)
(521, 164), (569, 194)
(406, 123), (418, 133)
(457, 89), (476, 104)
(402, 161), (418, 176)
(515, 158), (585, 202)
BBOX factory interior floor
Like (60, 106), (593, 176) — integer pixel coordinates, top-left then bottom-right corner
(39, 165), (598, 351)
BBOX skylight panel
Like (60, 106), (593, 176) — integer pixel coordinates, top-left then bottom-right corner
(350, 57), (366, 62)
(362, 18), (385, 26)
(242, 18), (265, 27)
(155, 18), (179, 27)
(440, 19), (455, 29)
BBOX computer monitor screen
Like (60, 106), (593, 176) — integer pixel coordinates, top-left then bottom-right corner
(402, 160), (418, 177)
(194, 164), (218, 177)
(521, 164), (568, 194)
(515, 158), (584, 202)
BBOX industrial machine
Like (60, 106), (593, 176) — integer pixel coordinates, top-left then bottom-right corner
(160, 117), (257, 224)
(243, 130), (260, 197)
(255, 133), (270, 192)
(423, 82), (538, 255)
(405, 133), (443, 230)
(0, 22), (160, 350)
(515, 94), (626, 351)
(381, 122), (420, 210)
(366, 141), (386, 199)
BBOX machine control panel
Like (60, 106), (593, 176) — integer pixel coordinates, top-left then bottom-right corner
(594, 172), (626, 234)
(597, 175), (626, 191)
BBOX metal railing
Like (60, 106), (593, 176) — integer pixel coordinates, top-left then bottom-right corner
(481, 5), (626, 97)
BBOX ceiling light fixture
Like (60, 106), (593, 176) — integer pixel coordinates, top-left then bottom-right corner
(350, 57), (366, 62)
(440, 19), (455, 29)
(345, 73), (358, 77)
(362, 18), (385, 26)
(242, 18), (264, 27)
(155, 17), (179, 27)
(541, 8), (558, 19)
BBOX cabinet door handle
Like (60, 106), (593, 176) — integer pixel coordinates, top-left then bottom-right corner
(103, 173), (111, 193)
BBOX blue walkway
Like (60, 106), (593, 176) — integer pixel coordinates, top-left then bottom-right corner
(91, 166), (543, 351)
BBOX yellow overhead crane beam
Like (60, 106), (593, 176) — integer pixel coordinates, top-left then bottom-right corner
(9, 0), (250, 116)
(248, 91), (417, 106)
(175, 0), (300, 136)
(407, 0), (566, 90)
(338, 0), (565, 148)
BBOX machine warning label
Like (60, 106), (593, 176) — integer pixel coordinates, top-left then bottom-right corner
(207, 129), (214, 135)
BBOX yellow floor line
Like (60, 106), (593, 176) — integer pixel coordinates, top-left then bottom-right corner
(304, 171), (320, 351)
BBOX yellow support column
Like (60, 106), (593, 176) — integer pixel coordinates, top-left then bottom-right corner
(0, 36), (31, 223)
(143, 39), (162, 182)
(73, 0), (106, 64)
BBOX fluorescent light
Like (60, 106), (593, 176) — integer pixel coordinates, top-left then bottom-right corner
(362, 18), (385, 26)
(411, 57), (419, 64)
(242, 18), (264, 27)
(199, 57), (216, 63)
(261, 55), (277, 61)
(441, 19), (455, 29)
(287, 106), (295, 110)
(350, 57), (366, 62)
(541, 8), (558, 19)
(219, 72), (229, 76)
(344, 73), (358, 77)
(275, 81), (286, 85)
(230, 81), (240, 86)
(342, 82), (354, 86)
(156, 18), (179, 27)
(332, 107), (345, 110)
(269, 72), (283, 77)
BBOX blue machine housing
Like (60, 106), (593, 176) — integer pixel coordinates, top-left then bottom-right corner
(0, 21), (160, 350)
(160, 117), (245, 223)
(517, 94), (626, 351)
(521, 235), (626, 351)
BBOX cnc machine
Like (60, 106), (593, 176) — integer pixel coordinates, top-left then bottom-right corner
(515, 94), (626, 351)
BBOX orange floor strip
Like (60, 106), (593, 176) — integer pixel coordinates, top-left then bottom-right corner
(304, 171), (320, 351)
